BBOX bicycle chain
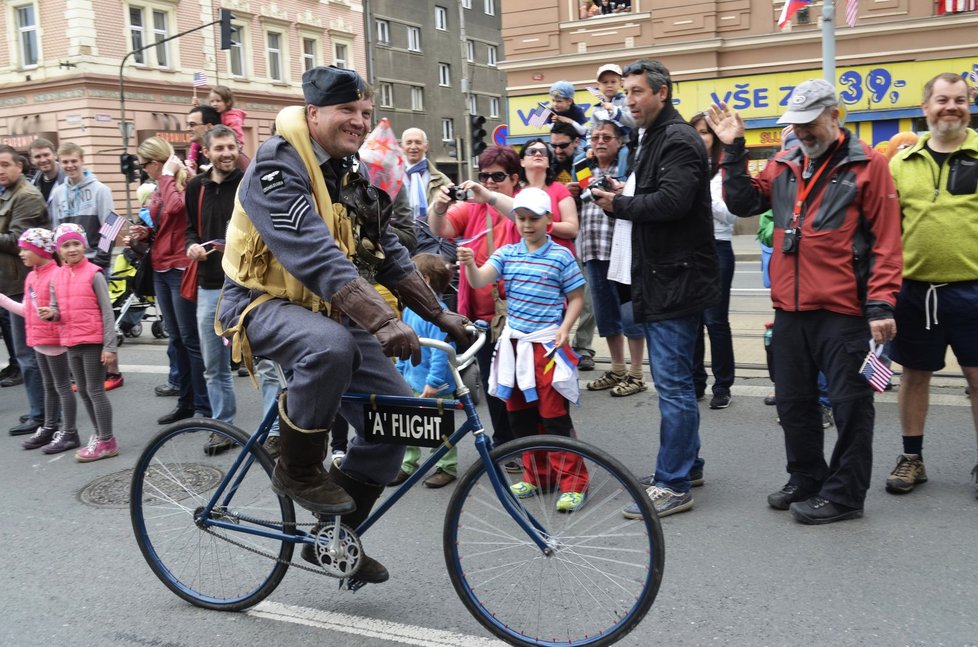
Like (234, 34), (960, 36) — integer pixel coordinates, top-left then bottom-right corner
(199, 510), (335, 577)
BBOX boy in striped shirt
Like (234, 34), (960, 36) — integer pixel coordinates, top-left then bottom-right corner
(457, 187), (588, 511)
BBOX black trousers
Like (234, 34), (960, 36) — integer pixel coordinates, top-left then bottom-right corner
(773, 309), (875, 508)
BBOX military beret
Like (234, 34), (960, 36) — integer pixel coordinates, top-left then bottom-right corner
(302, 66), (367, 106)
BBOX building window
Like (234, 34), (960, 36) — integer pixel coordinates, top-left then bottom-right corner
(442, 118), (454, 142)
(489, 97), (500, 118)
(411, 86), (424, 111)
(465, 40), (474, 63)
(15, 4), (39, 68)
(128, 5), (171, 68)
(462, 0), (471, 8)
(438, 63), (451, 87)
(333, 42), (349, 69)
(302, 37), (318, 72)
(379, 82), (394, 108)
(407, 26), (422, 52)
(484, 0), (495, 15)
(266, 31), (284, 81)
(229, 23), (245, 76)
(376, 19), (390, 44)
(487, 45), (497, 67)
(435, 5), (448, 30)
(468, 95), (477, 115)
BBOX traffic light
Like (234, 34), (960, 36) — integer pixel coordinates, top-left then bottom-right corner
(219, 9), (235, 50)
(120, 153), (140, 183)
(470, 115), (487, 157)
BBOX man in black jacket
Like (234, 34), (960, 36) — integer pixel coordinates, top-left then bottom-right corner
(592, 60), (719, 518)
(185, 125), (242, 453)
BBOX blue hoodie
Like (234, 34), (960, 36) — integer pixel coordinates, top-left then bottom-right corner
(49, 170), (115, 268)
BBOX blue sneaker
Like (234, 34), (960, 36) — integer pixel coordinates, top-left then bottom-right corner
(624, 485), (693, 519)
(555, 491), (586, 512)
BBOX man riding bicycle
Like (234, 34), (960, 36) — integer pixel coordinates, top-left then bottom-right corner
(217, 66), (469, 583)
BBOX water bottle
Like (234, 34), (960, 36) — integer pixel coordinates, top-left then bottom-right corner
(763, 322), (773, 348)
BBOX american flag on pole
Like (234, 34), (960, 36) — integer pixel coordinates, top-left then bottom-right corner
(845, 0), (858, 27)
(193, 71), (208, 87)
(860, 342), (893, 393)
(527, 103), (554, 129)
(98, 212), (125, 253)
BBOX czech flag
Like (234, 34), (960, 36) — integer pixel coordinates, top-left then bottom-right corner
(778, 0), (812, 28)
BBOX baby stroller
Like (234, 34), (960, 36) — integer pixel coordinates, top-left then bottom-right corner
(109, 248), (167, 346)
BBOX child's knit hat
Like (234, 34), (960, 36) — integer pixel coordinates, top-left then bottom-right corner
(18, 228), (55, 259)
(54, 223), (87, 248)
(549, 81), (575, 100)
(136, 181), (157, 206)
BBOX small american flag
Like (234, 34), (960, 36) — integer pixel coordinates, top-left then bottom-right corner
(970, 70), (978, 83)
(845, 0), (858, 27)
(98, 212), (125, 253)
(860, 342), (893, 393)
(28, 287), (40, 315)
(527, 103), (553, 130)
(193, 72), (208, 88)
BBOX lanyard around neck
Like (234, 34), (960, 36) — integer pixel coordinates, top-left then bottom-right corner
(792, 131), (845, 224)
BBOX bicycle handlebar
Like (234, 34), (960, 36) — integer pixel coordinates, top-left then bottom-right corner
(419, 324), (486, 371)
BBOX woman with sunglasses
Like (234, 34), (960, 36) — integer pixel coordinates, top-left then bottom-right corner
(429, 145), (521, 453)
(517, 139), (579, 254)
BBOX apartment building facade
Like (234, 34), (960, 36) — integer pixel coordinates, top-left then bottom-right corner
(368, 0), (507, 181)
(500, 0), (978, 160)
(0, 0), (368, 209)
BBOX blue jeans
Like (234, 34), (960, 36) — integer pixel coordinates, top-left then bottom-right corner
(10, 309), (43, 420)
(694, 240), (736, 394)
(644, 313), (703, 493)
(154, 270), (211, 416)
(585, 260), (643, 339)
(196, 288), (235, 423)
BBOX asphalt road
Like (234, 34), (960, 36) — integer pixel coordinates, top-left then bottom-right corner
(0, 284), (975, 646)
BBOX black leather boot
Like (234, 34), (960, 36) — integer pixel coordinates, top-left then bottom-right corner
(270, 395), (355, 515)
(302, 465), (389, 583)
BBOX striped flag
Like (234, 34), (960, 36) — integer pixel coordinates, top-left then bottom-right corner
(845, 0), (858, 27)
(939, 0), (977, 13)
(527, 103), (553, 129)
(778, 0), (812, 28)
(860, 343), (893, 393)
(98, 212), (125, 253)
(193, 71), (208, 87)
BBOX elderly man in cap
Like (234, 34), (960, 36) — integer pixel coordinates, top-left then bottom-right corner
(218, 66), (469, 581)
(707, 79), (903, 524)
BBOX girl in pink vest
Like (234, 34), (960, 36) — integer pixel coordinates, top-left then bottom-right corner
(0, 228), (76, 452)
(44, 223), (119, 462)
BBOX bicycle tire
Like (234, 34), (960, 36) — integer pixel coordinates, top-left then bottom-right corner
(444, 435), (663, 647)
(130, 419), (296, 611)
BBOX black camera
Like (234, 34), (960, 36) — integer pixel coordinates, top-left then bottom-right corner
(448, 185), (472, 201)
(580, 176), (615, 203)
(782, 227), (800, 255)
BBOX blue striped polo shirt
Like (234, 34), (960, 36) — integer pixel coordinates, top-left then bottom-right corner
(487, 236), (585, 334)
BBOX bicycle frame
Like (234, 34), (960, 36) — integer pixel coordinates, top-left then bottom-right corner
(193, 330), (555, 557)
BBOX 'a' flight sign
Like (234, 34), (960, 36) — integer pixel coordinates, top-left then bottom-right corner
(364, 403), (454, 449)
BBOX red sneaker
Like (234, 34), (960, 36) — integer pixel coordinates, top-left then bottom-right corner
(104, 373), (125, 391)
(76, 436), (119, 462)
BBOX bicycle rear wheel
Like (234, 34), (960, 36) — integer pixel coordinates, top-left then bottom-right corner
(130, 419), (295, 611)
(444, 435), (663, 647)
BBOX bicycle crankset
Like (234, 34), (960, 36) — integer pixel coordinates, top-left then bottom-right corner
(311, 519), (363, 579)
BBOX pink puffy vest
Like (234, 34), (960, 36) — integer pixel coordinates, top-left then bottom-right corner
(23, 262), (61, 347)
(53, 259), (104, 347)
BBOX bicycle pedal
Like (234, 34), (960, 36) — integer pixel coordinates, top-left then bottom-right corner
(338, 577), (368, 593)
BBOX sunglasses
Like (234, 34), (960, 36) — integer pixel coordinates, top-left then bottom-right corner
(186, 121), (200, 128)
(550, 141), (573, 150)
(590, 134), (617, 143)
(478, 171), (509, 183)
(524, 148), (549, 157)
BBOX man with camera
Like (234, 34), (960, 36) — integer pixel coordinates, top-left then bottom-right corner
(707, 78), (903, 524)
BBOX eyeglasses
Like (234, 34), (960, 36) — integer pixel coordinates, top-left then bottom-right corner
(590, 134), (617, 143)
(524, 148), (549, 157)
(186, 121), (200, 128)
(478, 171), (509, 183)
(550, 141), (572, 150)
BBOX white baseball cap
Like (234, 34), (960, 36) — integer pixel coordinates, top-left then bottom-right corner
(596, 63), (623, 81)
(511, 187), (552, 218)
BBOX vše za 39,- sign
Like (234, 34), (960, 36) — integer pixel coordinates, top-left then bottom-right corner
(364, 403), (455, 449)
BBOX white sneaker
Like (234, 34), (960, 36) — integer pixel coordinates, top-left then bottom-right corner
(331, 450), (346, 468)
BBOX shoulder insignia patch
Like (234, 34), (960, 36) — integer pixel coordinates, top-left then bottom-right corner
(270, 196), (311, 232)
(260, 169), (285, 194)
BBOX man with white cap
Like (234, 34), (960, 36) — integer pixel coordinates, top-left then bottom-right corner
(707, 78), (903, 524)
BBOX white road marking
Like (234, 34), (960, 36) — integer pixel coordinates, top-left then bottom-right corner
(248, 601), (507, 646)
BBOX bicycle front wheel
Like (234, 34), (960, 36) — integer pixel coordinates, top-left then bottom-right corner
(130, 419), (296, 611)
(444, 435), (663, 647)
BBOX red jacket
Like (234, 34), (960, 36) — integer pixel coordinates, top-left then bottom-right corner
(53, 259), (103, 347)
(23, 262), (61, 346)
(147, 175), (189, 272)
(721, 131), (902, 318)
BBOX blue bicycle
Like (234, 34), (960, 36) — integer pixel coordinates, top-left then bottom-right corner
(130, 328), (664, 646)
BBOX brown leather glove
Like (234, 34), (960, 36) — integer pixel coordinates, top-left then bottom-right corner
(332, 277), (421, 364)
(394, 270), (473, 351)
